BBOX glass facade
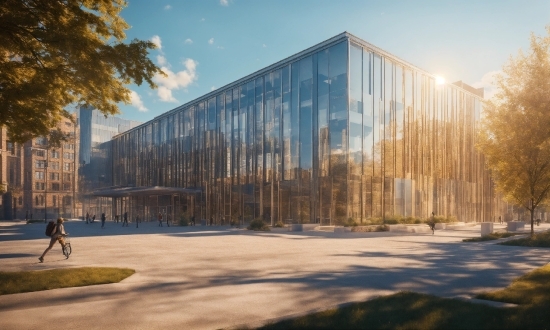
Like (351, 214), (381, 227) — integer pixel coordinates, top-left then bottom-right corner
(111, 33), (499, 225)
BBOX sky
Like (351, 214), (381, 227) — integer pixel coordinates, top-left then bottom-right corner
(115, 0), (550, 123)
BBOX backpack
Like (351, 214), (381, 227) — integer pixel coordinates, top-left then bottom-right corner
(45, 221), (57, 237)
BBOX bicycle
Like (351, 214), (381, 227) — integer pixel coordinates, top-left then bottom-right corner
(61, 234), (72, 259)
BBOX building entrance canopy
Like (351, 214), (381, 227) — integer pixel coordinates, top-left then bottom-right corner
(90, 186), (202, 198)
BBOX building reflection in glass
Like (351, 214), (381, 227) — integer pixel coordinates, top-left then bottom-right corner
(110, 33), (501, 225)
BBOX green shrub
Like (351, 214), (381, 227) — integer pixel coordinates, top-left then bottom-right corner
(383, 218), (399, 225)
(343, 218), (358, 227)
(247, 219), (270, 231)
(178, 215), (189, 226)
(273, 220), (285, 228)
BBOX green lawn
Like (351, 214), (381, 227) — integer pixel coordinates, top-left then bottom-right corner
(499, 229), (550, 247)
(0, 267), (135, 295)
(463, 232), (519, 242)
(258, 264), (550, 330)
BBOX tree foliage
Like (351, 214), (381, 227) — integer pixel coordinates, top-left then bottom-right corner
(0, 0), (163, 144)
(477, 26), (550, 234)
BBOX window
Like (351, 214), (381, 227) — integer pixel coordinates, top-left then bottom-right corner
(63, 152), (74, 160)
(35, 137), (47, 146)
(18, 196), (22, 205)
(50, 162), (59, 170)
(50, 150), (59, 159)
(63, 173), (71, 181)
(34, 171), (44, 180)
(6, 141), (15, 155)
(35, 182), (45, 190)
(51, 183), (60, 191)
(64, 143), (74, 150)
(63, 163), (71, 171)
(35, 160), (46, 168)
(53, 195), (57, 206)
(50, 172), (60, 180)
(63, 183), (71, 191)
(34, 149), (45, 157)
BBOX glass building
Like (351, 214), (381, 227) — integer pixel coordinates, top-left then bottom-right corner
(109, 32), (501, 225)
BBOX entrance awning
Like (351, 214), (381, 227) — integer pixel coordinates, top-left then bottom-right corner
(89, 186), (202, 198)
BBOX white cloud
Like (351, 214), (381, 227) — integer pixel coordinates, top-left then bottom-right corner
(129, 91), (148, 112)
(164, 5), (171, 10)
(262, 44), (267, 48)
(184, 38), (193, 44)
(211, 86), (216, 91)
(153, 58), (198, 103)
(151, 35), (162, 50)
(217, 46), (224, 50)
(208, 38), (214, 45)
(156, 55), (168, 66)
(472, 70), (501, 100)
(220, 0), (229, 6)
(200, 18), (205, 22)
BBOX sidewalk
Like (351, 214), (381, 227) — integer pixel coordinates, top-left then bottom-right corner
(0, 221), (548, 329)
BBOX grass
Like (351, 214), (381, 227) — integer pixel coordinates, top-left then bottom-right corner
(476, 264), (550, 305)
(463, 232), (519, 242)
(0, 267), (135, 295)
(499, 229), (550, 247)
(258, 264), (550, 330)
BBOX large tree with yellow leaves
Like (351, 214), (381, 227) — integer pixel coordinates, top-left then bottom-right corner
(0, 0), (163, 144)
(478, 27), (550, 235)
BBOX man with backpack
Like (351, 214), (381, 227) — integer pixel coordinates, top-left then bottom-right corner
(39, 218), (66, 263)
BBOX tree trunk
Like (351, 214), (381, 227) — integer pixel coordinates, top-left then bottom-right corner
(530, 206), (535, 236)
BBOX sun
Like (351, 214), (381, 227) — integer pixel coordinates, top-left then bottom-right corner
(435, 75), (446, 85)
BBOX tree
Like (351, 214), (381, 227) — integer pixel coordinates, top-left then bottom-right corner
(0, 0), (163, 144)
(477, 26), (550, 235)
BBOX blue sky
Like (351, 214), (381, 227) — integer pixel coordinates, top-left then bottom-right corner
(116, 0), (550, 123)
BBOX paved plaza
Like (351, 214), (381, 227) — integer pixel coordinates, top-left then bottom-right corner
(0, 220), (549, 329)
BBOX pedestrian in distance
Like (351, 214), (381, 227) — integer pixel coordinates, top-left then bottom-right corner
(210, 216), (213, 226)
(158, 212), (163, 227)
(101, 212), (106, 229)
(86, 212), (89, 224)
(123, 212), (129, 227)
(428, 211), (436, 235)
(136, 215), (139, 228)
(39, 218), (67, 263)
(92, 214), (96, 223)
(191, 215), (196, 226)
(166, 213), (170, 227)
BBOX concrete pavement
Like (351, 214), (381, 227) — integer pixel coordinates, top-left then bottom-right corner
(0, 220), (549, 329)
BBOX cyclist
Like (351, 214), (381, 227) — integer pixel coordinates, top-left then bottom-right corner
(39, 218), (66, 263)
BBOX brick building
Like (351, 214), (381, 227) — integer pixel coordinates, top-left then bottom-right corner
(0, 117), (79, 220)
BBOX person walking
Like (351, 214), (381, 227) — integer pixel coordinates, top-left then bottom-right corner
(210, 216), (213, 226)
(158, 212), (163, 227)
(86, 212), (90, 224)
(92, 214), (96, 223)
(101, 212), (106, 229)
(136, 215), (139, 228)
(166, 213), (170, 227)
(122, 212), (128, 227)
(39, 218), (66, 263)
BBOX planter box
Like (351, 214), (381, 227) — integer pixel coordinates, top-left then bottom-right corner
(334, 226), (352, 233)
(507, 221), (525, 231)
(480, 222), (493, 236)
(389, 224), (432, 233)
(290, 224), (318, 232)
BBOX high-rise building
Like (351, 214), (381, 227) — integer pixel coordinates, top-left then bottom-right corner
(102, 32), (506, 225)
(76, 106), (141, 217)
